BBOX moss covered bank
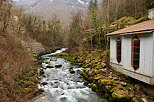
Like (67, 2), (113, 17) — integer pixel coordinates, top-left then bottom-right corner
(58, 49), (154, 102)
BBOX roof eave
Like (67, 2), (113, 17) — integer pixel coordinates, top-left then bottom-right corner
(106, 29), (154, 36)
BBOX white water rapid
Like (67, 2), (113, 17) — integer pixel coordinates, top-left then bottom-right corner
(33, 48), (104, 102)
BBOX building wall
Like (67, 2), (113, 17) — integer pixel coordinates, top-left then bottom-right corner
(110, 35), (122, 65)
(110, 33), (154, 77)
(122, 33), (153, 77)
(152, 32), (154, 78)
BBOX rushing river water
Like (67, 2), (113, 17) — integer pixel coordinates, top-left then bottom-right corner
(33, 48), (104, 102)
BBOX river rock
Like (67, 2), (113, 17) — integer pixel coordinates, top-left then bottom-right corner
(50, 58), (57, 61)
(59, 96), (68, 102)
(46, 65), (54, 68)
(69, 69), (75, 74)
(41, 82), (48, 85)
(39, 69), (44, 75)
(55, 64), (62, 68)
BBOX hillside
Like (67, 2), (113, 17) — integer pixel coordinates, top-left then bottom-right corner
(14, 0), (89, 21)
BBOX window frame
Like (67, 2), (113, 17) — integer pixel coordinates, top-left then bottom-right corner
(116, 37), (122, 63)
(131, 37), (140, 70)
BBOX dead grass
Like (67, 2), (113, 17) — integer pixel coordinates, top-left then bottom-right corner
(0, 33), (38, 102)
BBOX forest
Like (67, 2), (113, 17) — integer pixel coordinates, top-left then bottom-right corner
(0, 0), (154, 102)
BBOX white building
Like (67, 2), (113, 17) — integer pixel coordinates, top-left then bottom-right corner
(107, 8), (154, 85)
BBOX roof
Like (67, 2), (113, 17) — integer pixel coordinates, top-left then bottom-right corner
(107, 19), (154, 36)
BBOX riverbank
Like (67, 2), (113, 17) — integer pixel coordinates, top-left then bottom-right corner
(58, 48), (154, 102)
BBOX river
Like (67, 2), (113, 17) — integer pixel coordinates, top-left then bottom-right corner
(33, 48), (105, 102)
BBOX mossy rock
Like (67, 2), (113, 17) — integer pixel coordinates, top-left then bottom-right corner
(69, 70), (75, 74)
(99, 79), (119, 85)
(69, 66), (73, 69)
(39, 69), (44, 75)
(76, 70), (81, 74)
(111, 90), (132, 102)
(83, 81), (89, 86)
(77, 63), (84, 67)
(84, 68), (91, 72)
(79, 75), (84, 78)
(30, 69), (37, 75)
(55, 64), (62, 68)
(35, 89), (44, 94)
(32, 52), (37, 54)
(89, 83), (98, 91)
(20, 80), (35, 85)
(24, 88), (33, 93)
(46, 65), (54, 68)
(80, 71), (88, 78)
(50, 58), (57, 61)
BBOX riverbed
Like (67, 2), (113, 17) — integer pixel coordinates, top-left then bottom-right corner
(33, 48), (105, 102)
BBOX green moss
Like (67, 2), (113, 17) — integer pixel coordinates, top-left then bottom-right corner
(83, 81), (89, 86)
(24, 88), (33, 93)
(20, 80), (35, 85)
(69, 66), (73, 69)
(80, 71), (88, 78)
(50, 58), (57, 61)
(89, 83), (98, 91)
(32, 52), (37, 54)
(111, 90), (132, 102)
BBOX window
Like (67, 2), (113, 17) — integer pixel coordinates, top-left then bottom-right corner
(116, 37), (121, 63)
(131, 37), (140, 70)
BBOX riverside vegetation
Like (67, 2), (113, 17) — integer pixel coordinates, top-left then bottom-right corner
(0, 0), (154, 102)
(56, 49), (154, 102)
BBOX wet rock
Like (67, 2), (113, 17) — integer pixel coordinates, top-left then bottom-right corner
(45, 62), (50, 64)
(69, 70), (75, 74)
(76, 70), (81, 74)
(55, 64), (62, 68)
(39, 69), (44, 75)
(59, 96), (68, 102)
(46, 65), (54, 68)
(38, 89), (44, 93)
(41, 82), (48, 85)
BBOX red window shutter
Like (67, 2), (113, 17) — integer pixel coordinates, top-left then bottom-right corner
(116, 38), (121, 63)
(131, 37), (140, 70)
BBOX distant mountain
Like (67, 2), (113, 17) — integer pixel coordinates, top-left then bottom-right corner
(14, 0), (94, 21)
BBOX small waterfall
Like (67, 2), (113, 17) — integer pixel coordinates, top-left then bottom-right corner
(34, 48), (104, 102)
